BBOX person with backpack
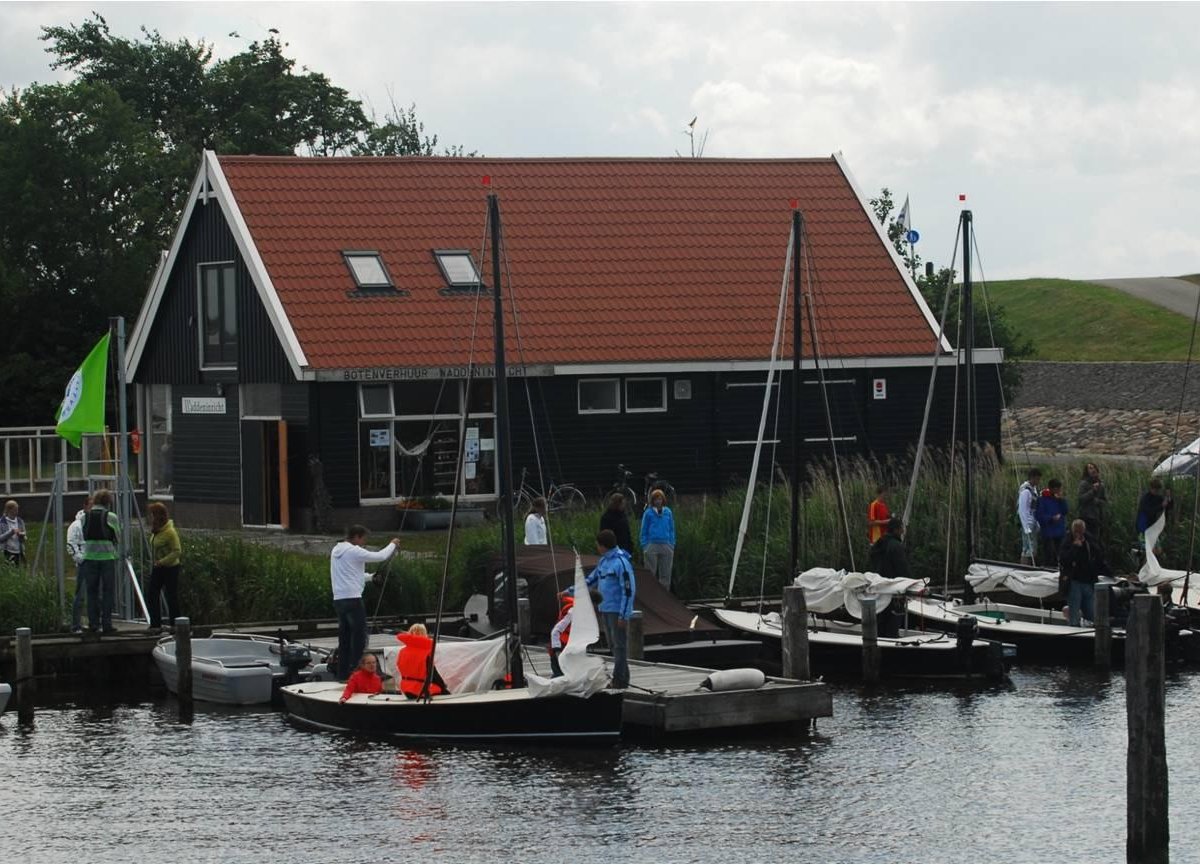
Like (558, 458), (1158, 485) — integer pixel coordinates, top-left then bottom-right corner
(1034, 478), (1069, 569)
(80, 489), (122, 635)
(1017, 468), (1042, 565)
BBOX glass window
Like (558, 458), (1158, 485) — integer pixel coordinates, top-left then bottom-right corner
(466, 379), (494, 414)
(359, 384), (394, 418)
(359, 423), (392, 499)
(434, 250), (483, 288)
(394, 419), (460, 498)
(241, 384), (282, 418)
(344, 252), (393, 289)
(147, 385), (173, 497)
(200, 263), (237, 367)
(462, 418), (496, 496)
(395, 380), (458, 417)
(626, 378), (667, 413)
(578, 378), (619, 414)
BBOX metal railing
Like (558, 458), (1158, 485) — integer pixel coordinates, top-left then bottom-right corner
(0, 426), (143, 496)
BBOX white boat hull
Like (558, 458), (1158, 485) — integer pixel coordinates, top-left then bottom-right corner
(0, 682), (11, 716)
(152, 636), (287, 705)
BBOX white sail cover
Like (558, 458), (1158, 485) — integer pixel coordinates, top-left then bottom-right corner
(964, 561), (1061, 599)
(526, 554), (610, 698)
(1152, 436), (1200, 478)
(795, 567), (924, 619)
(1137, 514), (1195, 587)
(382, 637), (509, 696)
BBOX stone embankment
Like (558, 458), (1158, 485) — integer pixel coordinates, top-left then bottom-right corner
(1005, 362), (1200, 461)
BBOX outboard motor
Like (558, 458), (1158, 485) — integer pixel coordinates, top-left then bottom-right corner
(280, 644), (313, 685)
(1107, 580), (1147, 629)
(956, 615), (979, 673)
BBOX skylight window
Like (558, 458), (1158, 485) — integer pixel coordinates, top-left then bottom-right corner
(433, 250), (484, 290)
(343, 252), (394, 290)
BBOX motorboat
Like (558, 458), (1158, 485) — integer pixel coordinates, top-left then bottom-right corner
(152, 633), (316, 705)
(0, 682), (10, 715)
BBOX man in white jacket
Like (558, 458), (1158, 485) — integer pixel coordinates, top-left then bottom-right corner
(330, 525), (399, 680)
(68, 495), (92, 633)
(1017, 468), (1042, 565)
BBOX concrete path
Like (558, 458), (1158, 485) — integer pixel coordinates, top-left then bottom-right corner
(1093, 277), (1200, 319)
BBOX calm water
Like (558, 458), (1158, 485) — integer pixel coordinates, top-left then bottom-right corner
(2, 667), (1197, 863)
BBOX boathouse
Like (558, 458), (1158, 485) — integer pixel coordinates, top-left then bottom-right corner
(125, 151), (1003, 530)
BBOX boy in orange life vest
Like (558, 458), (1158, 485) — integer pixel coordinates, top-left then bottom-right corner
(549, 593), (574, 677)
(395, 623), (450, 699)
(339, 653), (383, 702)
(867, 486), (890, 546)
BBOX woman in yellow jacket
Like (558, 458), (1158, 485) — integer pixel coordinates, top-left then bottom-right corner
(146, 502), (182, 633)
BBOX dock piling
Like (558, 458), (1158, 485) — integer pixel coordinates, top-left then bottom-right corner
(628, 610), (644, 661)
(15, 627), (33, 722)
(1126, 594), (1168, 863)
(781, 585), (810, 680)
(1094, 582), (1112, 668)
(175, 617), (193, 714)
(861, 597), (880, 684)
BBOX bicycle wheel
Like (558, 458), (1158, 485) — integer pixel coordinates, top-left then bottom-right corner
(548, 485), (587, 513)
(496, 489), (532, 520)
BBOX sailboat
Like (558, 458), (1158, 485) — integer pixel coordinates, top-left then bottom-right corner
(900, 208), (1135, 663)
(710, 208), (1008, 679)
(280, 191), (623, 743)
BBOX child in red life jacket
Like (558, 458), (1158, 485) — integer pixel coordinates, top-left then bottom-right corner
(339, 653), (383, 702)
(549, 593), (574, 677)
(396, 623), (449, 699)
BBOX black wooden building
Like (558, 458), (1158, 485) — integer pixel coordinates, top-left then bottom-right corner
(125, 151), (1002, 530)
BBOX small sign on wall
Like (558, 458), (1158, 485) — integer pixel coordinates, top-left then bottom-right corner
(872, 378), (887, 400)
(369, 428), (390, 447)
(181, 397), (227, 414)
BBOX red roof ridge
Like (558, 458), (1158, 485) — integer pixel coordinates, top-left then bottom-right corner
(215, 153), (837, 166)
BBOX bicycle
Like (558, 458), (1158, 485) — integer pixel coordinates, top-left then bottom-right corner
(606, 464), (678, 514)
(496, 466), (587, 518)
(606, 464), (639, 511)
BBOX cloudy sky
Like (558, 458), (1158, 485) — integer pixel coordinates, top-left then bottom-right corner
(3, 1), (1198, 280)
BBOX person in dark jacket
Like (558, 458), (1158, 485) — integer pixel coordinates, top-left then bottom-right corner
(1059, 518), (1107, 627)
(1034, 479), (1069, 568)
(599, 493), (634, 555)
(1076, 462), (1107, 540)
(868, 518), (909, 637)
(1136, 478), (1173, 561)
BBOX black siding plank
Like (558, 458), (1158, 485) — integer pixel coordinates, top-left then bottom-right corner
(172, 385), (241, 505)
(314, 383), (359, 508)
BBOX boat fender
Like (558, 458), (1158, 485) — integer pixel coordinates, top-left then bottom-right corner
(701, 668), (766, 692)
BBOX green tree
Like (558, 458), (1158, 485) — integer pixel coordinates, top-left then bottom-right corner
(0, 15), (466, 425)
(869, 188), (1031, 403)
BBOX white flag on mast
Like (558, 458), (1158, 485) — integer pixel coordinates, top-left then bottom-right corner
(897, 195), (911, 233)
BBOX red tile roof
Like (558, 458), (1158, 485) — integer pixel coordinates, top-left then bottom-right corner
(216, 155), (937, 371)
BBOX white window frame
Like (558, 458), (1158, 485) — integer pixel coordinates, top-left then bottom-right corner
(433, 249), (485, 290)
(358, 384), (395, 418)
(343, 251), (395, 290)
(145, 384), (174, 500)
(625, 377), (667, 414)
(197, 260), (238, 370)
(577, 378), (621, 415)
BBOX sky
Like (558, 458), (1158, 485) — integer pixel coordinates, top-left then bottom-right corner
(3, 1), (1199, 281)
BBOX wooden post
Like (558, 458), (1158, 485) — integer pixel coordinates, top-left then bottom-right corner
(861, 597), (880, 684)
(15, 627), (33, 722)
(1127, 594), (1168, 864)
(277, 420), (290, 530)
(1094, 582), (1111, 668)
(175, 617), (193, 714)
(781, 585), (811, 680)
(517, 598), (531, 645)
(628, 610), (644, 661)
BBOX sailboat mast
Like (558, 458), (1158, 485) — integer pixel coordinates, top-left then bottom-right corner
(961, 209), (977, 569)
(791, 210), (803, 575)
(488, 192), (524, 688)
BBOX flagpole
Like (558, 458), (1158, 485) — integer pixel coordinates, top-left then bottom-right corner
(112, 316), (133, 619)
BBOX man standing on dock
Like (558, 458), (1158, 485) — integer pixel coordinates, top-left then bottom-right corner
(330, 527), (400, 680)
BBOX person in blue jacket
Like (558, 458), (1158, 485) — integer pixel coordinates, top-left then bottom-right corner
(1034, 478), (1069, 568)
(572, 529), (636, 689)
(640, 489), (676, 591)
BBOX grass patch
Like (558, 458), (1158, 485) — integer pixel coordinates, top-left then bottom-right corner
(981, 278), (1197, 361)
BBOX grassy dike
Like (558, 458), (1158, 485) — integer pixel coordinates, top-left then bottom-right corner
(2, 452), (1194, 634)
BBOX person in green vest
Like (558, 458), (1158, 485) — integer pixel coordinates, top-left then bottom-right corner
(80, 488), (121, 635)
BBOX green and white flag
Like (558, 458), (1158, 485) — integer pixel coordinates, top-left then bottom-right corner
(55, 332), (110, 448)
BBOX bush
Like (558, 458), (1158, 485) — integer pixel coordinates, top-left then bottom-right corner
(0, 561), (60, 634)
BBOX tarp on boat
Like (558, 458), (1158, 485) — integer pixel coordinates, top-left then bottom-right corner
(495, 545), (720, 640)
(382, 637), (509, 696)
(526, 554), (610, 698)
(964, 561), (1061, 598)
(795, 567), (924, 618)
(1138, 514), (1196, 586)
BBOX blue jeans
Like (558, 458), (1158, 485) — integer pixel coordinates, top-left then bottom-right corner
(1068, 580), (1095, 627)
(602, 612), (629, 689)
(81, 559), (116, 631)
(334, 597), (367, 680)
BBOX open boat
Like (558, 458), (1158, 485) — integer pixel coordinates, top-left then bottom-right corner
(280, 191), (623, 744)
(0, 682), (10, 716)
(152, 633), (317, 705)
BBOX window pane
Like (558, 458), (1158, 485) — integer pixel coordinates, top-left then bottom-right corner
(359, 422), (392, 498)
(627, 378), (666, 411)
(579, 379), (619, 412)
(395, 380), (458, 416)
(463, 418), (496, 496)
(466, 379), (494, 414)
(204, 269), (220, 348)
(437, 253), (480, 286)
(360, 384), (393, 417)
(149, 385), (172, 497)
(394, 420), (459, 498)
(222, 266), (237, 362)
(346, 254), (391, 287)
(242, 384), (282, 418)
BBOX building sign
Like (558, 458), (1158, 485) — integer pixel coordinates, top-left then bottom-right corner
(320, 364), (553, 383)
(872, 378), (887, 400)
(181, 397), (227, 414)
